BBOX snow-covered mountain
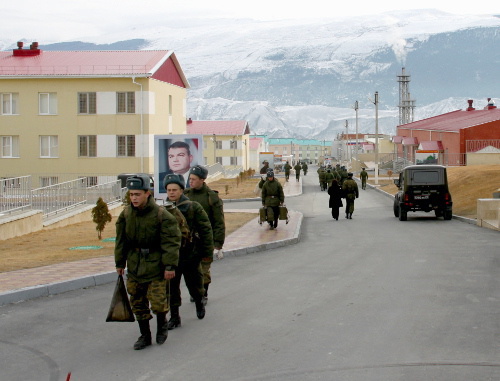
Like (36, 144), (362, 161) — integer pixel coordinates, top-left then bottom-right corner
(3, 10), (499, 138)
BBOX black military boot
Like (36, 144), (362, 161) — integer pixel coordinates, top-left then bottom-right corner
(134, 320), (152, 350)
(349, 213), (353, 219)
(156, 312), (168, 345)
(195, 298), (206, 319)
(167, 306), (181, 330)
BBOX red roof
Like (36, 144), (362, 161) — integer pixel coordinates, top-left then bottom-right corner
(0, 49), (189, 87)
(250, 137), (264, 149)
(417, 141), (444, 151)
(398, 108), (500, 132)
(402, 137), (419, 145)
(186, 120), (250, 135)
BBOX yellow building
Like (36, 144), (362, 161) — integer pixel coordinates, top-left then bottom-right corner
(0, 43), (189, 187)
(186, 120), (251, 170)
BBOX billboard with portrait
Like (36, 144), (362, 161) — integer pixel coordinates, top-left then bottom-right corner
(154, 134), (203, 199)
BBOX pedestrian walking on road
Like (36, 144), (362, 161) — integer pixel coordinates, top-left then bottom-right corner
(342, 172), (359, 219)
(294, 163), (302, 182)
(284, 161), (291, 182)
(164, 174), (214, 330)
(185, 165), (225, 304)
(261, 170), (285, 230)
(360, 167), (368, 190)
(115, 174), (181, 350)
(327, 179), (343, 220)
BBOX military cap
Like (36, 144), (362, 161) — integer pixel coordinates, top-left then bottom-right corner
(189, 165), (208, 179)
(266, 170), (275, 178)
(126, 174), (151, 191)
(163, 173), (185, 190)
(347, 172), (353, 177)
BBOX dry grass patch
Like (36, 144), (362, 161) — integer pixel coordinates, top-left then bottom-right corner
(0, 211), (257, 273)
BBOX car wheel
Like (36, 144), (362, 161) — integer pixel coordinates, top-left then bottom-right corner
(393, 200), (400, 217)
(398, 206), (407, 221)
(444, 210), (452, 220)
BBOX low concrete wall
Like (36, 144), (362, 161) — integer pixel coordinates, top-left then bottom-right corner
(0, 203), (123, 240)
(0, 211), (44, 240)
(467, 153), (500, 166)
(476, 199), (500, 231)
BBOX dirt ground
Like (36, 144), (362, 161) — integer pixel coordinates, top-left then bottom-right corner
(1, 168), (496, 272)
(0, 176), (269, 273)
(368, 164), (499, 218)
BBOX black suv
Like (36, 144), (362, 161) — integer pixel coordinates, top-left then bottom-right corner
(393, 165), (453, 221)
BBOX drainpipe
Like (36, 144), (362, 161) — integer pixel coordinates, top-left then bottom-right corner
(132, 77), (144, 173)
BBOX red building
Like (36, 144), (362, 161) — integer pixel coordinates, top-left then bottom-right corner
(394, 99), (500, 166)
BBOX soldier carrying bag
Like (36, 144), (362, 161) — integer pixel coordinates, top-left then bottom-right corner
(106, 275), (135, 322)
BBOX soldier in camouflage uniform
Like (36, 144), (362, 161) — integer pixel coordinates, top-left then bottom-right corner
(318, 167), (326, 191)
(342, 172), (359, 219)
(324, 169), (334, 190)
(293, 162), (302, 182)
(261, 170), (285, 230)
(115, 174), (181, 350)
(185, 165), (225, 304)
(283, 161), (292, 182)
(164, 174), (214, 330)
(360, 167), (368, 190)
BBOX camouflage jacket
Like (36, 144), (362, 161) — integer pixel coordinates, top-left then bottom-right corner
(184, 183), (225, 249)
(262, 179), (285, 207)
(115, 196), (181, 283)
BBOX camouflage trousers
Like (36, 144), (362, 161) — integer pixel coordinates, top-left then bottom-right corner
(127, 277), (168, 321)
(345, 198), (355, 214)
(201, 260), (212, 285)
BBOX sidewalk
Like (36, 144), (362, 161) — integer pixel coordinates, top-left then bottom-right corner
(0, 178), (303, 306)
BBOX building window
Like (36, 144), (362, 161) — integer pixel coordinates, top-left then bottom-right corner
(40, 176), (59, 187)
(204, 157), (208, 165)
(169, 95), (173, 115)
(215, 141), (222, 150)
(39, 93), (57, 115)
(230, 157), (238, 165)
(1, 136), (20, 157)
(78, 92), (96, 114)
(215, 157), (222, 165)
(117, 92), (135, 114)
(79, 176), (98, 187)
(203, 141), (208, 149)
(40, 136), (58, 158)
(1, 93), (19, 115)
(78, 135), (97, 157)
(117, 135), (135, 157)
(230, 140), (237, 149)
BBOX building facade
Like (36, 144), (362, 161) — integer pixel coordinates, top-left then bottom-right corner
(0, 43), (189, 186)
(186, 119), (251, 169)
(267, 138), (332, 165)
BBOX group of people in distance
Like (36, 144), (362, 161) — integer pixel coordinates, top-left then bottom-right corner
(320, 164), (368, 220)
(115, 164), (225, 350)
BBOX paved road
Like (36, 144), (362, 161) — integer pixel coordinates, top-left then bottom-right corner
(1, 169), (499, 380)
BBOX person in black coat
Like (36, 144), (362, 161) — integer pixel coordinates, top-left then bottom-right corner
(327, 179), (343, 220)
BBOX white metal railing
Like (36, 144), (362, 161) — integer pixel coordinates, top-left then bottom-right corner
(0, 176), (32, 215)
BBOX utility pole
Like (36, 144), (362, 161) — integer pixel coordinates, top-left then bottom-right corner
(344, 120), (349, 164)
(354, 100), (359, 164)
(212, 134), (217, 165)
(373, 92), (379, 184)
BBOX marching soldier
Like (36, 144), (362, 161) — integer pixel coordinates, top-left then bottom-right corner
(115, 174), (181, 350)
(342, 172), (359, 219)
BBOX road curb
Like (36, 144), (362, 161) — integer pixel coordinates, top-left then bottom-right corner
(0, 213), (304, 307)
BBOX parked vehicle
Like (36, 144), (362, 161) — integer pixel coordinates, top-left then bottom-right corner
(393, 165), (452, 221)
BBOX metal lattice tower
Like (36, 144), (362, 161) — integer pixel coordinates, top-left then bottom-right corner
(397, 67), (416, 125)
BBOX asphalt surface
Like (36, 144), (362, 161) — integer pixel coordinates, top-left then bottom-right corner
(1, 169), (499, 381)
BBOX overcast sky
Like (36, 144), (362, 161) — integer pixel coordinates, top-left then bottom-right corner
(2, 0), (499, 42)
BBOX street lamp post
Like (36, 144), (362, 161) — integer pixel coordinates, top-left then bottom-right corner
(371, 91), (379, 184)
(212, 133), (217, 165)
(345, 120), (349, 164)
(231, 135), (237, 166)
(354, 100), (359, 164)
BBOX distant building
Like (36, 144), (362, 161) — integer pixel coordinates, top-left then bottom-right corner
(0, 42), (189, 186)
(186, 119), (251, 169)
(267, 138), (332, 165)
(394, 99), (500, 166)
